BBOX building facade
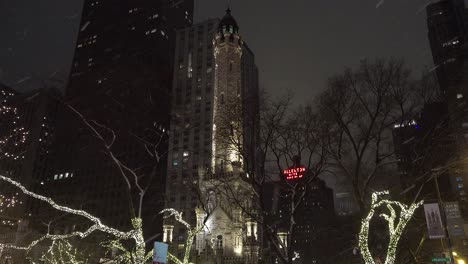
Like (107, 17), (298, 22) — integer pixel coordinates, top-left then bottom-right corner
(263, 177), (334, 264)
(164, 10), (260, 264)
(426, 0), (468, 209)
(39, 0), (195, 239)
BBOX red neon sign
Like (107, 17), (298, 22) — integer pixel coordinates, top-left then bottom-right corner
(283, 166), (306, 180)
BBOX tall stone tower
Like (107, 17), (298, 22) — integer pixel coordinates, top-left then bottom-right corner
(196, 9), (259, 264)
(212, 8), (244, 174)
(163, 9), (260, 264)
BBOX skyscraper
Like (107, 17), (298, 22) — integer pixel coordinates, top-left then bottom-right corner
(426, 0), (468, 211)
(263, 177), (334, 264)
(30, 0), (194, 247)
(427, 0), (467, 99)
(67, 0), (193, 121)
(164, 9), (260, 264)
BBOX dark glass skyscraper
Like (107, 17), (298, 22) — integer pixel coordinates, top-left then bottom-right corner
(31, 0), (194, 250)
(427, 0), (467, 97)
(68, 0), (193, 120)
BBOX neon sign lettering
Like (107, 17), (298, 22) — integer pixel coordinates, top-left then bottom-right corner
(283, 166), (306, 180)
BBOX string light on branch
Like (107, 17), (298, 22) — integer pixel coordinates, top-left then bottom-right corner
(42, 239), (88, 264)
(0, 193), (21, 213)
(0, 90), (28, 161)
(0, 174), (148, 263)
(358, 190), (423, 264)
(160, 208), (203, 264)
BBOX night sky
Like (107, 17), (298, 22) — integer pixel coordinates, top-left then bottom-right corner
(1, 0), (435, 102)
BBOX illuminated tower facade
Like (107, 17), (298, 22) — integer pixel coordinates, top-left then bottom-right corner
(164, 9), (260, 264)
(212, 8), (244, 173)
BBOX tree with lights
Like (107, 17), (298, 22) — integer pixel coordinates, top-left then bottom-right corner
(0, 174), (149, 263)
(313, 59), (458, 262)
(358, 191), (423, 264)
(0, 87), (30, 263)
(41, 239), (89, 264)
(0, 102), (170, 263)
(0, 87), (28, 162)
(316, 58), (432, 213)
(160, 208), (205, 264)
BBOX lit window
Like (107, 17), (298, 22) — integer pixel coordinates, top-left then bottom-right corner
(173, 161), (179, 166)
(151, 29), (157, 33)
(457, 177), (463, 182)
(77, 44), (83, 48)
(65, 173), (69, 178)
(161, 30), (165, 36)
(458, 184), (464, 189)
(183, 151), (190, 157)
(59, 174), (63, 179)
(54, 174), (58, 180)
(457, 93), (464, 99)
(153, 14), (159, 18)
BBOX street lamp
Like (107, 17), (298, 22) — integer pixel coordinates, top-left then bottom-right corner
(457, 259), (465, 264)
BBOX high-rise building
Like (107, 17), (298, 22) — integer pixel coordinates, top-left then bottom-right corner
(426, 0), (468, 210)
(163, 9), (260, 264)
(32, 0), (194, 247)
(427, 0), (467, 98)
(0, 85), (61, 220)
(391, 103), (454, 198)
(0, 86), (66, 262)
(263, 178), (334, 264)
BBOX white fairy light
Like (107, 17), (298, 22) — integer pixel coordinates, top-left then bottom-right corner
(161, 208), (203, 264)
(358, 190), (423, 264)
(41, 239), (88, 264)
(0, 89), (28, 161)
(0, 174), (148, 263)
(0, 193), (21, 213)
